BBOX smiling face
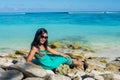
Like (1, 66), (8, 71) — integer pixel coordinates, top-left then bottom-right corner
(40, 33), (48, 44)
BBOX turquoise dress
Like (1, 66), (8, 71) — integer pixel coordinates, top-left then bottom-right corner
(32, 50), (74, 70)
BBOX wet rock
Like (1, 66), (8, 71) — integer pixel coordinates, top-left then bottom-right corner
(15, 49), (29, 57)
(48, 74), (71, 80)
(9, 53), (22, 58)
(87, 57), (107, 72)
(105, 60), (120, 72)
(81, 74), (94, 80)
(56, 64), (70, 75)
(49, 42), (66, 49)
(69, 71), (85, 80)
(56, 64), (78, 76)
(0, 68), (5, 73)
(71, 45), (82, 49)
(66, 53), (84, 60)
(87, 62), (105, 72)
(90, 70), (103, 76)
(8, 62), (48, 78)
(55, 64), (85, 80)
(0, 48), (16, 57)
(115, 57), (120, 61)
(82, 52), (94, 59)
(49, 44), (57, 49)
(0, 70), (23, 80)
(1, 44), (120, 80)
(13, 57), (26, 64)
(100, 74), (113, 80)
(23, 77), (44, 80)
(81, 46), (95, 52)
(67, 44), (74, 49)
(94, 75), (104, 80)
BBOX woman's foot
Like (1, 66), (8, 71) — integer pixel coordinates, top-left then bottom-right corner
(73, 59), (88, 71)
(82, 60), (88, 71)
(73, 59), (83, 66)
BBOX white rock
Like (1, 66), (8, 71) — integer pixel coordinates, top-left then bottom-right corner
(23, 77), (44, 80)
(94, 75), (104, 80)
(113, 74), (120, 80)
(46, 70), (55, 75)
(0, 58), (13, 66)
(91, 70), (103, 75)
(48, 74), (71, 80)
(84, 78), (95, 80)
(1, 62), (14, 68)
(75, 71), (86, 76)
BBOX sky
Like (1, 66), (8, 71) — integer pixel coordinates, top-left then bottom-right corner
(0, 0), (120, 12)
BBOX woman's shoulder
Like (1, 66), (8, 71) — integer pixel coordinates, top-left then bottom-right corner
(31, 46), (39, 52)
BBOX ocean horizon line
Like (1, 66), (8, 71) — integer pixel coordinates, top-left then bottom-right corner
(0, 11), (120, 14)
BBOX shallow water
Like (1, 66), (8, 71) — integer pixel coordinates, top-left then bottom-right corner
(0, 12), (120, 57)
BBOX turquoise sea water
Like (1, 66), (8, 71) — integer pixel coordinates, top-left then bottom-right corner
(0, 12), (120, 57)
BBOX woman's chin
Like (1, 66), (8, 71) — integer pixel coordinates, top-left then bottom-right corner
(40, 42), (45, 44)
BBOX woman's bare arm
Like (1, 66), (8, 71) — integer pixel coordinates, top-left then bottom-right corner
(47, 46), (59, 55)
(47, 46), (68, 57)
(26, 46), (38, 63)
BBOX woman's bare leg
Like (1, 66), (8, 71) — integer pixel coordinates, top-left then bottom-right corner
(73, 59), (83, 67)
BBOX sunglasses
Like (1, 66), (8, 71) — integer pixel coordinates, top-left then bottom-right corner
(41, 35), (48, 39)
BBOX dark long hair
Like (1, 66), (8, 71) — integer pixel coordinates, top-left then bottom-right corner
(31, 28), (48, 50)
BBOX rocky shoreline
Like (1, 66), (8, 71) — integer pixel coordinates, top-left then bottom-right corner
(0, 41), (120, 80)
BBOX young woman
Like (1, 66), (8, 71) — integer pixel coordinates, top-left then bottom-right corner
(27, 28), (88, 71)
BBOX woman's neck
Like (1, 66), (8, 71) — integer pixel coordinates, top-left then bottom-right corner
(39, 45), (45, 50)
